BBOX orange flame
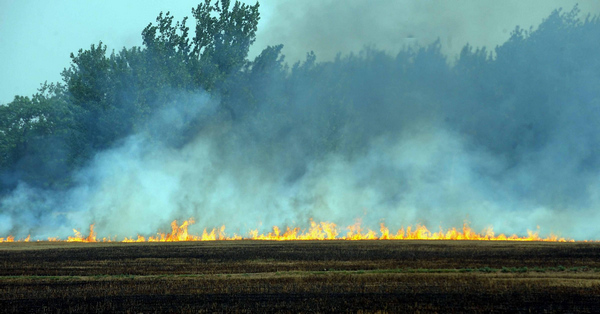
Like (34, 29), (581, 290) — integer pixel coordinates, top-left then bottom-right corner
(0, 235), (30, 243)
(0, 235), (15, 243)
(67, 224), (97, 242)
(0, 219), (578, 242)
(122, 219), (236, 242)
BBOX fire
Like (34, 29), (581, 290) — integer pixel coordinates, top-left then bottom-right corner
(122, 219), (235, 242)
(0, 219), (577, 243)
(377, 223), (557, 241)
(0, 235), (29, 243)
(0, 235), (15, 243)
(68, 224), (97, 242)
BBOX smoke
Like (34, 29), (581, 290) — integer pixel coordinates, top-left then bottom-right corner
(253, 0), (600, 62)
(2, 5), (600, 241)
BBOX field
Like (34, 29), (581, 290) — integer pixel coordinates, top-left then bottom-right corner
(1, 240), (600, 312)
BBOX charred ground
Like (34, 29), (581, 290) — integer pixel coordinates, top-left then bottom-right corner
(1, 240), (600, 312)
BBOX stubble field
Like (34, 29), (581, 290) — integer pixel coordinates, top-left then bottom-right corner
(1, 240), (600, 312)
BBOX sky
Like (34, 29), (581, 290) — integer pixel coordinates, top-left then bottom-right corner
(1, 0), (599, 105)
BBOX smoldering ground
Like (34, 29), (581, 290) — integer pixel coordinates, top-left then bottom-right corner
(1, 5), (600, 240)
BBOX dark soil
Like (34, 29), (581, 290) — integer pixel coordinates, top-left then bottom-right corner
(1, 240), (600, 312)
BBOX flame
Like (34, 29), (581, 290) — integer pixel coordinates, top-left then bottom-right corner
(0, 235), (32, 243)
(0, 235), (15, 243)
(0, 218), (579, 242)
(67, 224), (97, 242)
(122, 219), (236, 242)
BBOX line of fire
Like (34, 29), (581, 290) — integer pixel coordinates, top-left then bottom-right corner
(0, 219), (579, 243)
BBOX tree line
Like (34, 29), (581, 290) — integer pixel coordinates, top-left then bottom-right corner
(1, 2), (599, 199)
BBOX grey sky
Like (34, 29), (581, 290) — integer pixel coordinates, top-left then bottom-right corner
(1, 0), (599, 105)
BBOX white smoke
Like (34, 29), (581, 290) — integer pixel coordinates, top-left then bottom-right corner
(4, 94), (597, 240)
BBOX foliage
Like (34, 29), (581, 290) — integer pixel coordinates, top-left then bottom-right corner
(0, 83), (75, 189)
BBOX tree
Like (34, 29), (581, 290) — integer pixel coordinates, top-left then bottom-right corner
(61, 42), (134, 158)
(141, 0), (260, 92)
(191, 0), (260, 87)
(0, 83), (75, 191)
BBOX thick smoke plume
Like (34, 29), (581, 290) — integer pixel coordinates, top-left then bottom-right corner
(254, 0), (600, 62)
(1, 5), (600, 240)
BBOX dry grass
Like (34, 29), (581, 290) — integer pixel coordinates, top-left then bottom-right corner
(1, 240), (600, 312)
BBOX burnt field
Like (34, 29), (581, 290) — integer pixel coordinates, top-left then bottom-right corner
(1, 240), (600, 312)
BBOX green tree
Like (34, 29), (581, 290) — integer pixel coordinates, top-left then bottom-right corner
(61, 42), (134, 161)
(0, 83), (75, 190)
(190, 0), (260, 90)
(141, 0), (260, 92)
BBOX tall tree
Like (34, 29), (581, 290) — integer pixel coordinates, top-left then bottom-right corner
(191, 0), (260, 87)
